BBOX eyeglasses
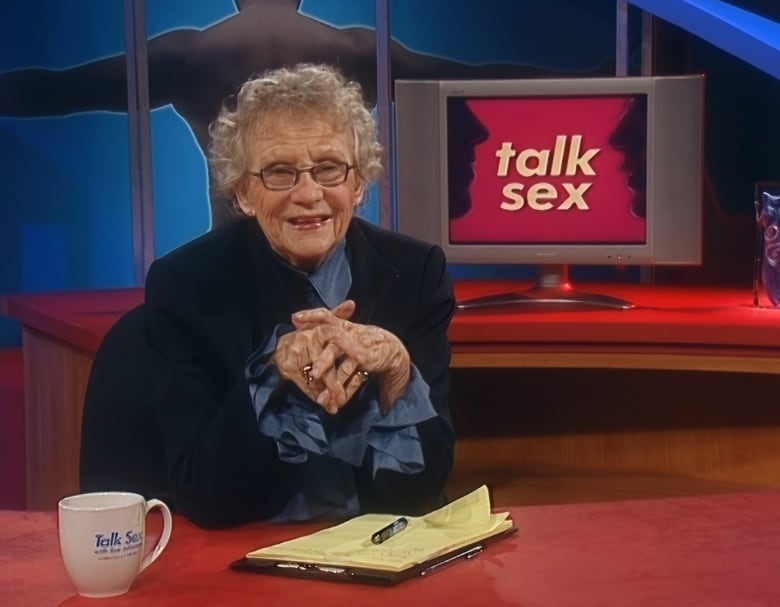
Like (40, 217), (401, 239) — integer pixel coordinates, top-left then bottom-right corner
(249, 161), (354, 191)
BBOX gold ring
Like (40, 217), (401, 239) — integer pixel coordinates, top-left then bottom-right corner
(301, 364), (314, 384)
(343, 368), (369, 387)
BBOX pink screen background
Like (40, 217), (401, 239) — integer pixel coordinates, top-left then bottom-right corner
(449, 95), (647, 244)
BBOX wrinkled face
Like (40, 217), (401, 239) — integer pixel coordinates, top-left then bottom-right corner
(237, 115), (365, 272)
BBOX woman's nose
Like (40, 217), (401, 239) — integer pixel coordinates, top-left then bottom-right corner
(290, 171), (323, 202)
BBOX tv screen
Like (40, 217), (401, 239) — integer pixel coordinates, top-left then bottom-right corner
(395, 76), (704, 309)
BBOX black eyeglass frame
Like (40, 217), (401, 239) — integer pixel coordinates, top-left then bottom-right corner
(249, 162), (355, 191)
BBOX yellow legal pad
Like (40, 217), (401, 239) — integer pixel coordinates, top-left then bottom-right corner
(230, 485), (516, 585)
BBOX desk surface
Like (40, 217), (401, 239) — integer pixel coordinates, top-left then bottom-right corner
(1, 288), (144, 355)
(4, 281), (780, 372)
(2, 491), (780, 606)
(453, 281), (780, 371)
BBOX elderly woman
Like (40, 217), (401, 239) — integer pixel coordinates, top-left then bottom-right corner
(82, 63), (456, 528)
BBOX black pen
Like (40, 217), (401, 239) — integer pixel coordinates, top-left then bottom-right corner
(370, 516), (408, 545)
(420, 545), (483, 577)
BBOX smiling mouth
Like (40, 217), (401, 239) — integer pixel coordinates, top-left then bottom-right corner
(289, 216), (331, 229)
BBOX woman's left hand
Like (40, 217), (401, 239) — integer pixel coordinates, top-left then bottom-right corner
(292, 300), (411, 413)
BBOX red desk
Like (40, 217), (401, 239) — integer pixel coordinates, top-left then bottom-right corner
(4, 282), (780, 511)
(4, 281), (780, 372)
(453, 281), (780, 373)
(2, 491), (780, 606)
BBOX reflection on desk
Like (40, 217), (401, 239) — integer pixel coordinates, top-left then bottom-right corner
(2, 491), (780, 606)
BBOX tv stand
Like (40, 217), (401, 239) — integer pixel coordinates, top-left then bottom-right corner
(456, 264), (635, 311)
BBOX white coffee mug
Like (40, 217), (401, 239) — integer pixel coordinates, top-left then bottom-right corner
(58, 491), (173, 598)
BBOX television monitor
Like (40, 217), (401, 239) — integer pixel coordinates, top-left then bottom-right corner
(394, 75), (704, 310)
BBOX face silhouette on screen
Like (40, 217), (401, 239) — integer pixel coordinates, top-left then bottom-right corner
(608, 95), (648, 219)
(447, 98), (489, 220)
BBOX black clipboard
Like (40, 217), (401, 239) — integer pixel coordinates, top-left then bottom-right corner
(229, 526), (517, 586)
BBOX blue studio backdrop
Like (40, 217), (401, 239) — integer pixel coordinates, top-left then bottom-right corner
(0, 0), (618, 347)
(1, 0), (778, 347)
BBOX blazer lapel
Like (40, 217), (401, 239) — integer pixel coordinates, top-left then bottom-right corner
(345, 220), (400, 324)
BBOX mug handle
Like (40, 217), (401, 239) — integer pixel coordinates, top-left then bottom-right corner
(139, 498), (173, 573)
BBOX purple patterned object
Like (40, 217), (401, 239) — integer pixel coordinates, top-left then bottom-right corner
(759, 190), (780, 305)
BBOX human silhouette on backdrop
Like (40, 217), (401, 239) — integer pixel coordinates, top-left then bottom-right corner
(0, 0), (601, 225)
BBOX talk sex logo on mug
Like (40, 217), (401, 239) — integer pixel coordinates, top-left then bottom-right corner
(93, 528), (143, 555)
(58, 491), (173, 598)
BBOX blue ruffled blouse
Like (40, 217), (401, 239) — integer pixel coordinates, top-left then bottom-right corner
(244, 241), (437, 521)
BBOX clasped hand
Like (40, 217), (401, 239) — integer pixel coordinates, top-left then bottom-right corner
(273, 300), (410, 414)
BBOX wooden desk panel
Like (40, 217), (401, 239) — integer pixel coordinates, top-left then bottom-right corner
(3, 289), (143, 510)
(21, 328), (93, 511)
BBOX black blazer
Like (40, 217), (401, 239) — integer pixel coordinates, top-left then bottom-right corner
(81, 217), (455, 528)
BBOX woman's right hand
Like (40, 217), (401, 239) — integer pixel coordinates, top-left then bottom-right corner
(273, 300), (357, 411)
(288, 301), (412, 415)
